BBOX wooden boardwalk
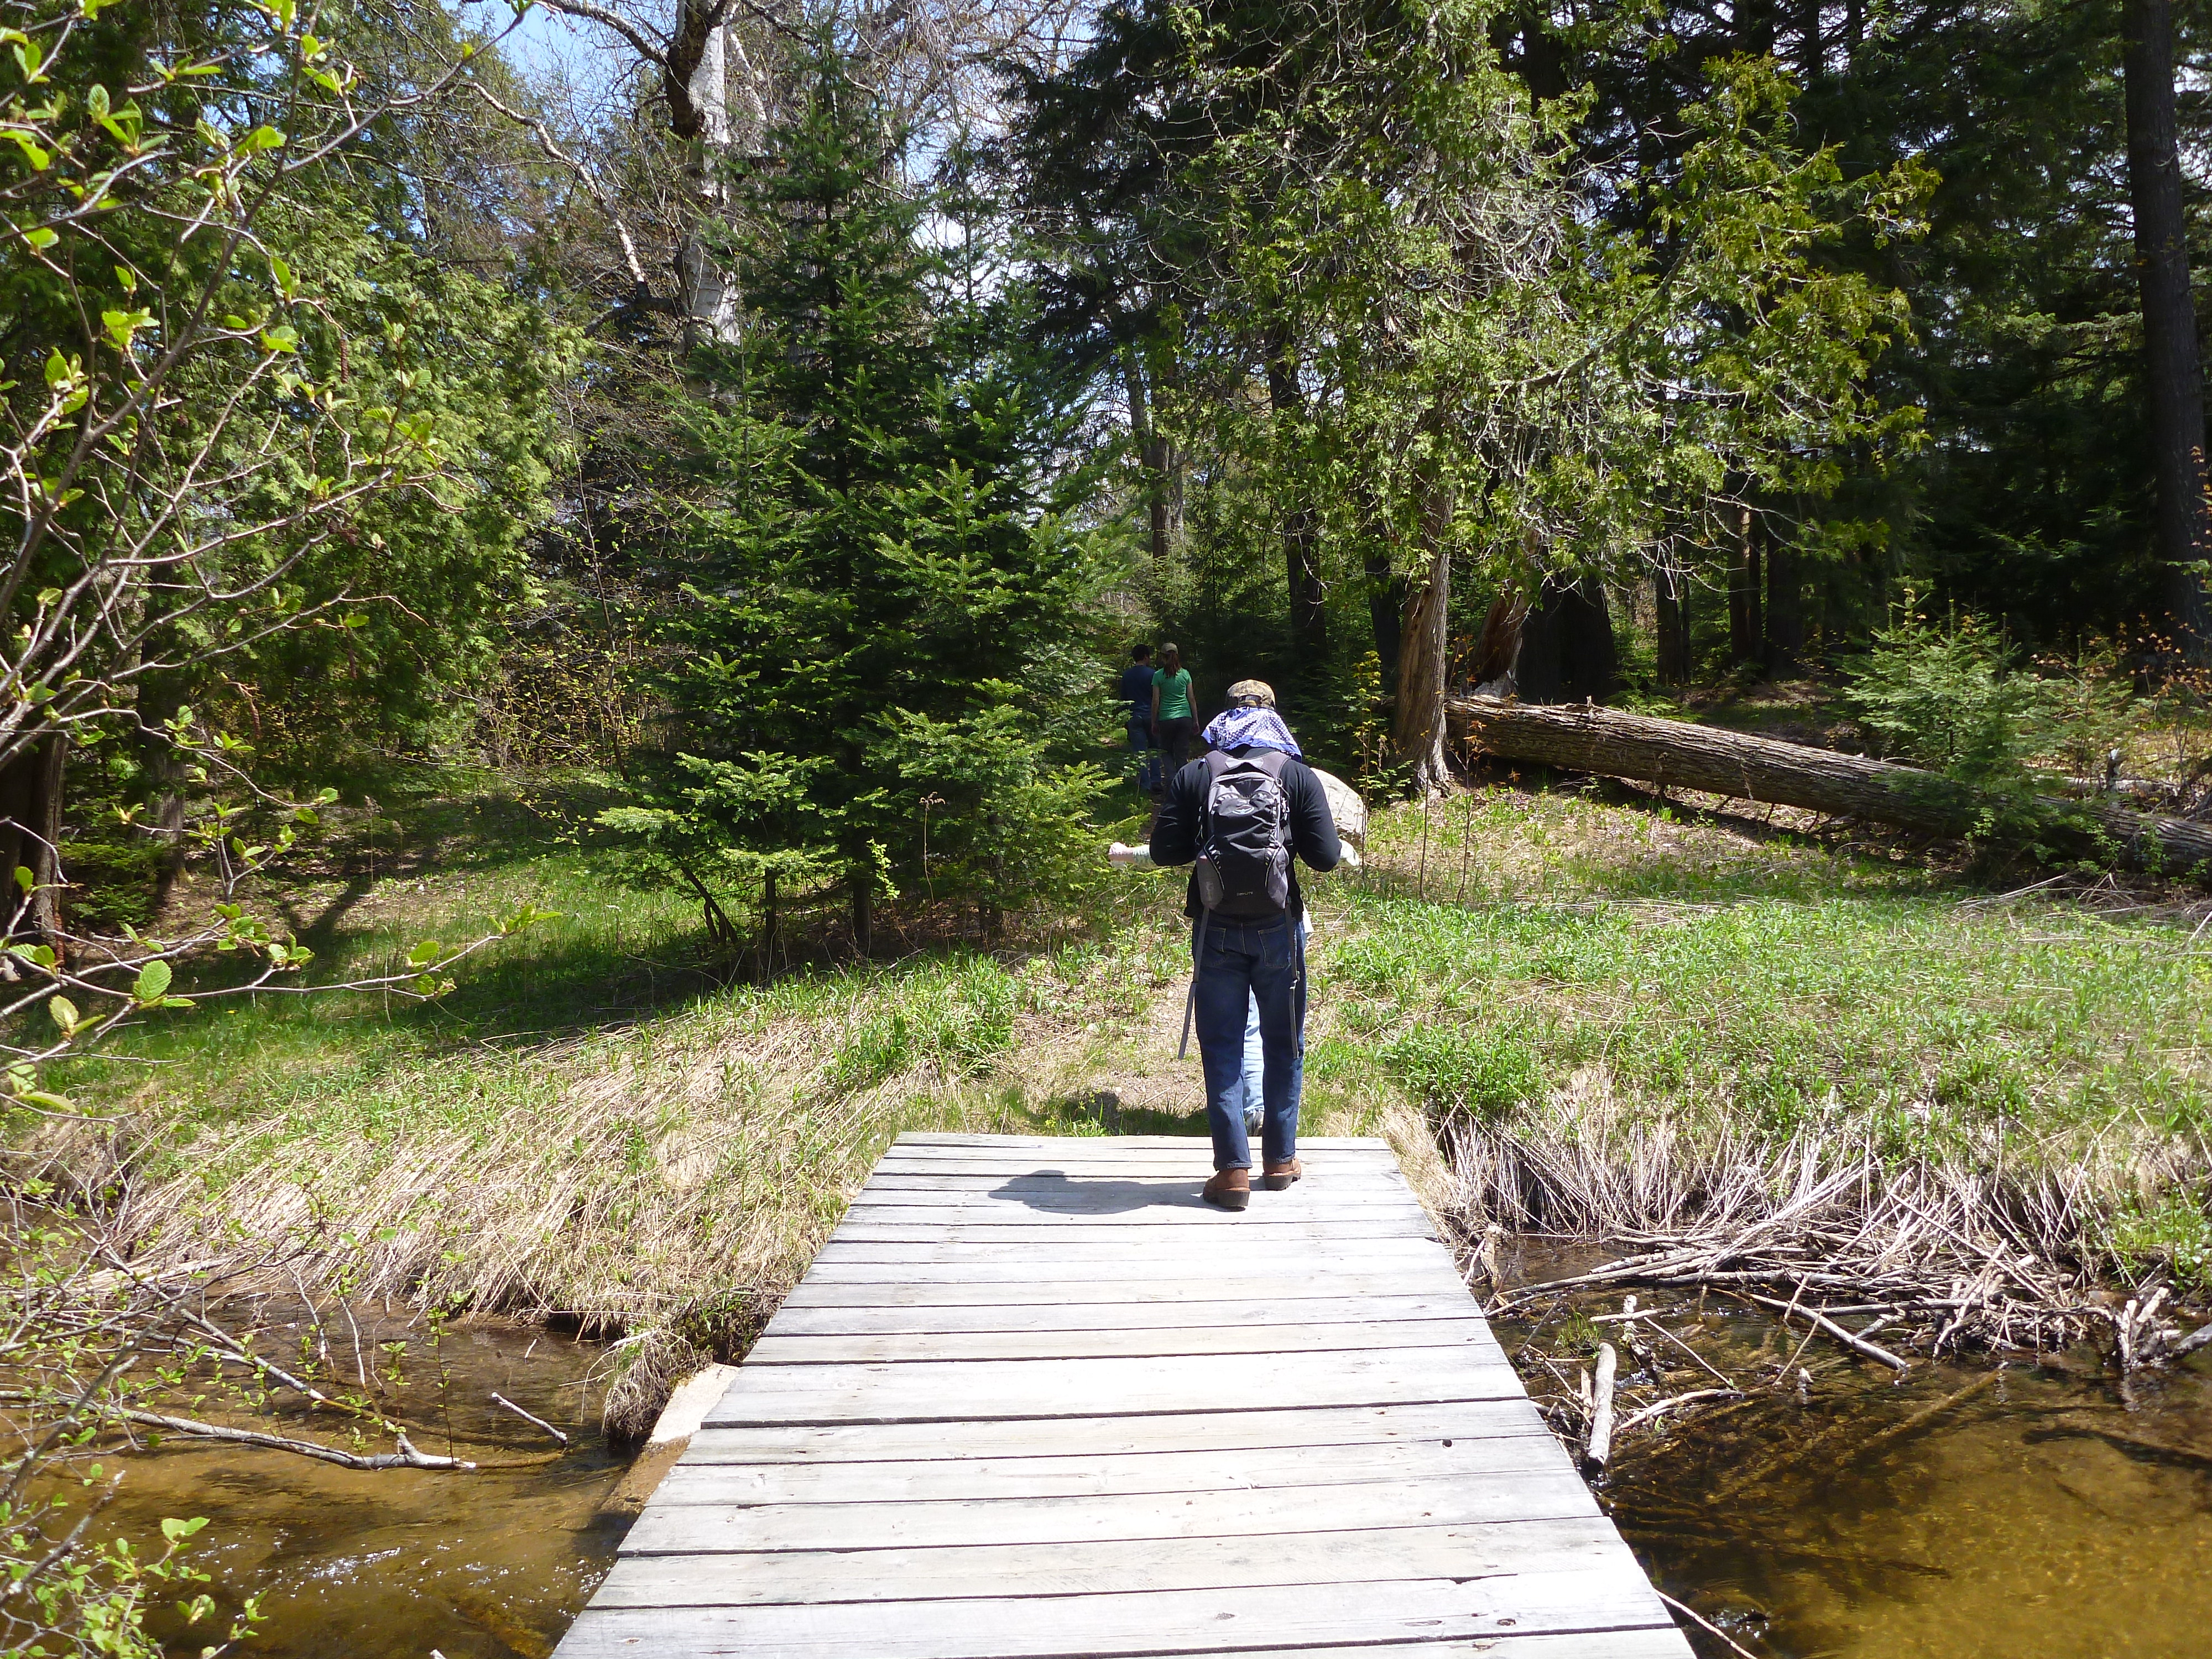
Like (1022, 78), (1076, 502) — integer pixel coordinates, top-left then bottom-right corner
(554, 1133), (1693, 1659)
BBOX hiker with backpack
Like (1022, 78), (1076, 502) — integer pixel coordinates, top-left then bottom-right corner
(1147, 680), (1341, 1211)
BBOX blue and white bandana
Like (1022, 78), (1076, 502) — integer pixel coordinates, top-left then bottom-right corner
(1202, 706), (1302, 758)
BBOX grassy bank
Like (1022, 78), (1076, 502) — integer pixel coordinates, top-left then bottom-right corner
(29, 763), (2212, 1353)
(43, 768), (1418, 1337)
(1322, 781), (2212, 1300)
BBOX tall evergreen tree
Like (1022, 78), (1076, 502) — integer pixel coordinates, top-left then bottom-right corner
(608, 55), (1110, 956)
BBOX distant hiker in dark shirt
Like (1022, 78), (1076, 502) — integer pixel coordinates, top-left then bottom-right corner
(1148, 679), (1340, 1211)
(1119, 644), (1160, 794)
(1149, 643), (1197, 774)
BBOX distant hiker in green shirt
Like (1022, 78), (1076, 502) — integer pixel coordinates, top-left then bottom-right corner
(1149, 642), (1197, 776)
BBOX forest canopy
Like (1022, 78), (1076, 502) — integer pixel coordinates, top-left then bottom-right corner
(3, 0), (2211, 950)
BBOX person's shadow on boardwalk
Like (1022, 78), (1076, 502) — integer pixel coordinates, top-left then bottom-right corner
(990, 1171), (1207, 1214)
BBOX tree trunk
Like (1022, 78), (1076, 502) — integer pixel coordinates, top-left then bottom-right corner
(0, 733), (66, 942)
(1728, 504), (1759, 666)
(1265, 342), (1326, 659)
(1514, 578), (1618, 704)
(1390, 481), (1454, 791)
(676, 14), (747, 351)
(1735, 0), (1777, 56)
(1656, 562), (1691, 685)
(1364, 543), (1405, 687)
(2122, 0), (2212, 654)
(1125, 352), (1181, 560)
(1446, 696), (2212, 879)
(1764, 536), (1802, 674)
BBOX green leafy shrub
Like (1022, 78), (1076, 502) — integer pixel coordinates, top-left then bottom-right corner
(1382, 1022), (1545, 1124)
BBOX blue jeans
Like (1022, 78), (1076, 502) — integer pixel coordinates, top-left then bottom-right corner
(1232, 914), (1309, 1131)
(1127, 719), (1162, 792)
(1191, 912), (1305, 1171)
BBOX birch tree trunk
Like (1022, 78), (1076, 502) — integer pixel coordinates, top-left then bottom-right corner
(679, 18), (743, 349)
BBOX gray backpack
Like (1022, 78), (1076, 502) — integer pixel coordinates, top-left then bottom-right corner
(1194, 748), (1293, 917)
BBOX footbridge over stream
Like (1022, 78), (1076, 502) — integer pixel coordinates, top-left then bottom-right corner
(552, 1133), (1693, 1659)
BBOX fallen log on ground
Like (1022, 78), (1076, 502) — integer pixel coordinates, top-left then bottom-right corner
(1446, 695), (2212, 880)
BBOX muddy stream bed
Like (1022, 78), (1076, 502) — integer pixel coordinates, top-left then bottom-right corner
(100, 1313), (627, 1659)
(88, 1274), (2212, 1658)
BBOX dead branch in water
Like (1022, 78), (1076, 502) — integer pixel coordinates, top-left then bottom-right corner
(103, 1407), (475, 1470)
(490, 1391), (570, 1445)
(1745, 1293), (1913, 1373)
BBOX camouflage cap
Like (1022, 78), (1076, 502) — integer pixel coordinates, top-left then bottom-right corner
(1225, 679), (1276, 708)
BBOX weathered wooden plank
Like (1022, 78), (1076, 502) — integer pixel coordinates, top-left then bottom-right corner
(682, 1401), (1551, 1466)
(874, 1145), (1400, 1165)
(862, 1162), (1401, 1183)
(811, 1237), (1451, 1265)
(841, 1190), (1427, 1218)
(894, 1133), (1392, 1150)
(556, 1615), (1689, 1659)
(589, 1516), (1625, 1604)
(778, 1273), (1451, 1309)
(787, 1274), (1478, 1301)
(826, 1223), (1436, 1249)
(553, 1564), (1672, 1658)
(744, 1316), (1506, 1365)
(855, 1171), (1418, 1194)
(703, 1354), (1525, 1427)
(655, 1429), (1561, 1505)
(867, 1150), (1398, 1177)
(551, 1132), (1687, 1659)
(621, 1469), (1603, 1553)
(757, 1293), (1485, 1337)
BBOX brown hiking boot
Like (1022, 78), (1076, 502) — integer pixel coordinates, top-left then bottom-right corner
(1260, 1159), (1302, 1191)
(1202, 1168), (1251, 1212)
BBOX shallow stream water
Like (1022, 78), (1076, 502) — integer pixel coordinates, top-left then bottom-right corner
(1490, 1245), (2212, 1659)
(82, 1282), (2212, 1658)
(96, 1314), (627, 1658)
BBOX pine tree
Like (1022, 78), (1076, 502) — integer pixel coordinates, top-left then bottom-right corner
(607, 55), (1110, 957)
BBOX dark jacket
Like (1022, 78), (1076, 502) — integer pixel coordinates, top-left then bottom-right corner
(1150, 748), (1342, 920)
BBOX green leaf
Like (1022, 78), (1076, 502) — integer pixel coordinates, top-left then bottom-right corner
(3, 131), (50, 171)
(48, 995), (78, 1034)
(160, 1516), (208, 1543)
(14, 865), (32, 895)
(405, 939), (441, 968)
(134, 959), (173, 1002)
(23, 226), (56, 251)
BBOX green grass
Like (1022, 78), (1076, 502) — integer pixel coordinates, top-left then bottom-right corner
(1305, 782), (2212, 1281)
(41, 770), (1206, 1331)
(25, 764), (2212, 1318)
